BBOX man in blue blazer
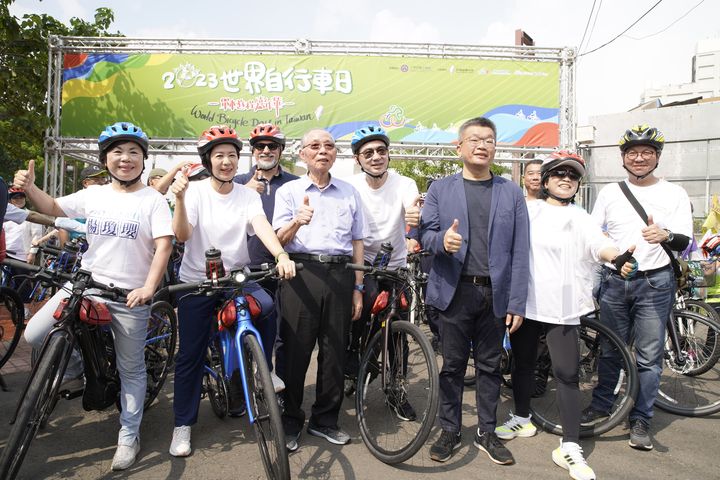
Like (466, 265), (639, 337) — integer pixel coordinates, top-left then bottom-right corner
(422, 117), (529, 465)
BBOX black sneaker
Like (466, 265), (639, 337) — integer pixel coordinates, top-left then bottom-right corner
(307, 424), (351, 445)
(429, 430), (461, 462)
(285, 431), (300, 452)
(388, 395), (417, 421)
(474, 430), (514, 465)
(629, 419), (653, 451)
(228, 370), (247, 417)
(580, 406), (609, 426)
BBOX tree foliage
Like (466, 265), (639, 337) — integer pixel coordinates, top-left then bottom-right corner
(392, 158), (510, 192)
(0, 0), (120, 183)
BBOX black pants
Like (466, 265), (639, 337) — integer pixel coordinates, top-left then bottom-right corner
(509, 319), (581, 443)
(277, 261), (353, 436)
(438, 282), (505, 433)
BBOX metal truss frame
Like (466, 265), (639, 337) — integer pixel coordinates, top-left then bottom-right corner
(46, 36), (576, 195)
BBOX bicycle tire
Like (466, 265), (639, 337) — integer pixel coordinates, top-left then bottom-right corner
(242, 334), (290, 480)
(676, 301), (720, 376)
(655, 309), (720, 416)
(356, 319), (439, 464)
(205, 334), (229, 418)
(144, 301), (177, 409)
(0, 334), (67, 479)
(529, 315), (639, 438)
(0, 286), (25, 369)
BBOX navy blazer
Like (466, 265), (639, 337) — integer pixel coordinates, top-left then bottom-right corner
(420, 173), (529, 318)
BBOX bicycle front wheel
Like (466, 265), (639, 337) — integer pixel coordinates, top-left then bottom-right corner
(144, 301), (177, 409)
(0, 334), (68, 479)
(356, 319), (439, 464)
(655, 309), (720, 416)
(0, 286), (25, 369)
(204, 334), (229, 419)
(530, 315), (639, 438)
(242, 334), (290, 480)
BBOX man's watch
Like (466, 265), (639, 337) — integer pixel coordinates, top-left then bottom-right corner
(354, 284), (365, 293)
(664, 229), (674, 243)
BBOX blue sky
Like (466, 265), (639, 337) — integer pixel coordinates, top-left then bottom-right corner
(10, 0), (720, 123)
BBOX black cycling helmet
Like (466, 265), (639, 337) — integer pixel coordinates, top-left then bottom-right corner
(619, 124), (665, 153)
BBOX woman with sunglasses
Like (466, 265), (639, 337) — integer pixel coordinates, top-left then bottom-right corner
(494, 151), (637, 480)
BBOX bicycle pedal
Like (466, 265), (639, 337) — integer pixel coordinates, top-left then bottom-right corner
(60, 387), (84, 400)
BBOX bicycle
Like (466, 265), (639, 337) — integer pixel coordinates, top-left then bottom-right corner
(345, 262), (439, 464)
(160, 263), (292, 480)
(0, 257), (176, 479)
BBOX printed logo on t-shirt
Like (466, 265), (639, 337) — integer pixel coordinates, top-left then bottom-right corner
(86, 216), (139, 240)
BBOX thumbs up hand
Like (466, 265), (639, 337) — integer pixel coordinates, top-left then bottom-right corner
(14, 159), (36, 191)
(404, 195), (422, 228)
(642, 214), (671, 244)
(171, 166), (189, 199)
(295, 195), (314, 226)
(443, 218), (463, 254)
(245, 169), (266, 194)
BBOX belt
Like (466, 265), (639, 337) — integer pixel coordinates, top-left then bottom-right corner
(609, 264), (671, 277)
(291, 253), (352, 264)
(460, 275), (492, 287)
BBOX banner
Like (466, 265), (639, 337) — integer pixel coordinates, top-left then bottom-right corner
(61, 53), (560, 146)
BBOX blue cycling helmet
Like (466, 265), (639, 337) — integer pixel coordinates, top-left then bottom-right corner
(351, 125), (389, 154)
(98, 122), (149, 158)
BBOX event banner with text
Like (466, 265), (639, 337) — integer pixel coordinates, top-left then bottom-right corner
(61, 53), (560, 146)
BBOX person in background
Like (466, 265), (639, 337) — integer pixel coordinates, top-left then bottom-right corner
(523, 159), (543, 201)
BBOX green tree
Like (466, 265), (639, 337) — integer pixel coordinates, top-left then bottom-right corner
(0, 0), (120, 184)
(393, 158), (510, 192)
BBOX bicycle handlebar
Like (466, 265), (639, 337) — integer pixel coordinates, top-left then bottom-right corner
(346, 263), (412, 282)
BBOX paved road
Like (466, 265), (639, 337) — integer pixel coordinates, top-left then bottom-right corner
(1, 339), (718, 479)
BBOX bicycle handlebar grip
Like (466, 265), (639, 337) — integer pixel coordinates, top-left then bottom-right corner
(2, 257), (42, 274)
(346, 263), (372, 272)
(39, 244), (64, 257)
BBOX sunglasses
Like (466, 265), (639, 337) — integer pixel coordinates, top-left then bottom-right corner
(253, 143), (280, 151)
(358, 146), (389, 160)
(548, 169), (581, 181)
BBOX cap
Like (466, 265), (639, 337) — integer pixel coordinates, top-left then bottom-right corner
(148, 168), (168, 178)
(80, 165), (107, 181)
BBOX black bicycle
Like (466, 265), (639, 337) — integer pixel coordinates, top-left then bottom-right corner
(346, 262), (439, 464)
(0, 257), (176, 479)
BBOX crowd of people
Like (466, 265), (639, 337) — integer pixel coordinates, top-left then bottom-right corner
(1, 117), (693, 480)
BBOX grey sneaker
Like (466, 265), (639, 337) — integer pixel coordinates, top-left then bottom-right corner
(474, 430), (514, 465)
(111, 440), (140, 471)
(307, 424), (350, 445)
(629, 419), (653, 451)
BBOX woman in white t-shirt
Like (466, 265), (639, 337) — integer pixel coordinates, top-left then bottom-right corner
(168, 125), (295, 458)
(494, 152), (637, 480)
(16, 122), (173, 471)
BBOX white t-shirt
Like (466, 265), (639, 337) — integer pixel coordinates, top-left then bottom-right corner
(591, 180), (692, 270)
(525, 200), (615, 325)
(347, 171), (419, 268)
(178, 179), (265, 282)
(56, 184), (173, 289)
(3, 212), (42, 260)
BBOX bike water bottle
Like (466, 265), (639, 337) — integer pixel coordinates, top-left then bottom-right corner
(503, 328), (512, 351)
(373, 242), (393, 269)
(205, 247), (225, 280)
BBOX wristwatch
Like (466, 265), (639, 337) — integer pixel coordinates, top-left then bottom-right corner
(664, 229), (674, 243)
(354, 284), (365, 293)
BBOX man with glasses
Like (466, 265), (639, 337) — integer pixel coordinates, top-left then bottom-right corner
(273, 129), (367, 451)
(421, 116), (529, 465)
(585, 124), (692, 451)
(233, 123), (298, 391)
(344, 125), (421, 416)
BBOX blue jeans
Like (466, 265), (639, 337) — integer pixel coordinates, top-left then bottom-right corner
(591, 266), (674, 422)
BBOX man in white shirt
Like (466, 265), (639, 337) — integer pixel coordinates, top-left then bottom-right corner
(585, 124), (692, 451)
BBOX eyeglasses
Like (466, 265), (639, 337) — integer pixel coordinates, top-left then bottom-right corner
(253, 143), (280, 151)
(358, 147), (389, 160)
(460, 137), (496, 147)
(548, 169), (581, 181)
(624, 150), (656, 160)
(302, 142), (336, 151)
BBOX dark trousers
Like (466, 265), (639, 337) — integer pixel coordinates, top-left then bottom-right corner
(277, 261), (353, 436)
(438, 282), (505, 433)
(173, 283), (273, 427)
(509, 319), (582, 443)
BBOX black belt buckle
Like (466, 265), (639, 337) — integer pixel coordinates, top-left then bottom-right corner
(317, 254), (332, 263)
(462, 275), (491, 287)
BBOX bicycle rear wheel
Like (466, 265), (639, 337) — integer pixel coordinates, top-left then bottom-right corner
(144, 301), (177, 409)
(530, 315), (639, 438)
(655, 309), (720, 416)
(0, 286), (25, 369)
(356, 319), (439, 464)
(204, 334), (229, 418)
(0, 334), (67, 479)
(242, 334), (289, 480)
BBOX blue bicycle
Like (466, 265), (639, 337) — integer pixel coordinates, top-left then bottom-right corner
(161, 263), (296, 480)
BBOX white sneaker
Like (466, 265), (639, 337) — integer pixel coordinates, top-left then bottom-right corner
(495, 413), (537, 440)
(271, 371), (285, 393)
(24, 307), (32, 320)
(169, 426), (192, 457)
(111, 440), (140, 471)
(552, 440), (596, 480)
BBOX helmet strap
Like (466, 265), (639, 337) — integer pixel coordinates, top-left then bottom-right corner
(361, 167), (388, 180)
(623, 163), (657, 181)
